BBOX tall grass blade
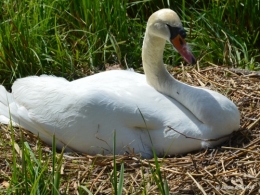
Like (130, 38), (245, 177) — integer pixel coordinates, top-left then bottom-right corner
(51, 135), (63, 195)
(112, 130), (117, 194)
(111, 130), (125, 195)
(117, 163), (124, 195)
(137, 107), (169, 194)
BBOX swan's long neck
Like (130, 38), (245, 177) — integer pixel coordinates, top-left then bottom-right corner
(142, 33), (193, 114)
(142, 32), (239, 133)
(142, 34), (167, 89)
(142, 32), (181, 98)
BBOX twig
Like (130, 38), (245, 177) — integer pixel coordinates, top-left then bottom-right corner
(238, 90), (260, 100)
(221, 146), (260, 155)
(190, 154), (199, 173)
(167, 126), (233, 142)
(229, 68), (260, 76)
(246, 116), (260, 130)
(192, 69), (230, 89)
(187, 172), (207, 195)
(90, 166), (107, 191)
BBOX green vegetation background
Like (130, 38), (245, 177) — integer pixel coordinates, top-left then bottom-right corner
(0, 0), (259, 89)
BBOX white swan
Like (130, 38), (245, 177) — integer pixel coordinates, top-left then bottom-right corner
(0, 9), (240, 158)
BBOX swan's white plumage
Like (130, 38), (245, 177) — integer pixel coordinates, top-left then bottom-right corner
(0, 9), (240, 158)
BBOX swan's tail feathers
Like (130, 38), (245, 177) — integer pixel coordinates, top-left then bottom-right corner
(0, 85), (18, 126)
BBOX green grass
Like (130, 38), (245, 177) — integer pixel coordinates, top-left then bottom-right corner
(181, 0), (260, 69)
(2, 128), (64, 195)
(0, 0), (129, 89)
(0, 0), (259, 89)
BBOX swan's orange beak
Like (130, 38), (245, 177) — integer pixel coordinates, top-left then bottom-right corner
(171, 35), (196, 65)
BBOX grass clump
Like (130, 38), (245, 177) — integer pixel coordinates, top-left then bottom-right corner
(3, 127), (64, 195)
(181, 0), (260, 69)
(0, 0), (129, 89)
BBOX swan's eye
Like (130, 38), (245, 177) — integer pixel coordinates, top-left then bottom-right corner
(179, 29), (186, 39)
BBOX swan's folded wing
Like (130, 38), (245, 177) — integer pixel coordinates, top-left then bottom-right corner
(12, 75), (78, 126)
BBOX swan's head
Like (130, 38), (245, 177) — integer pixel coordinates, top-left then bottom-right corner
(147, 9), (196, 64)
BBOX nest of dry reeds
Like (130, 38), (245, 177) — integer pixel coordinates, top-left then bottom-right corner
(0, 65), (260, 194)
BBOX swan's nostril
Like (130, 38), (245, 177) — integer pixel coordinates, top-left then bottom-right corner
(179, 38), (184, 46)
